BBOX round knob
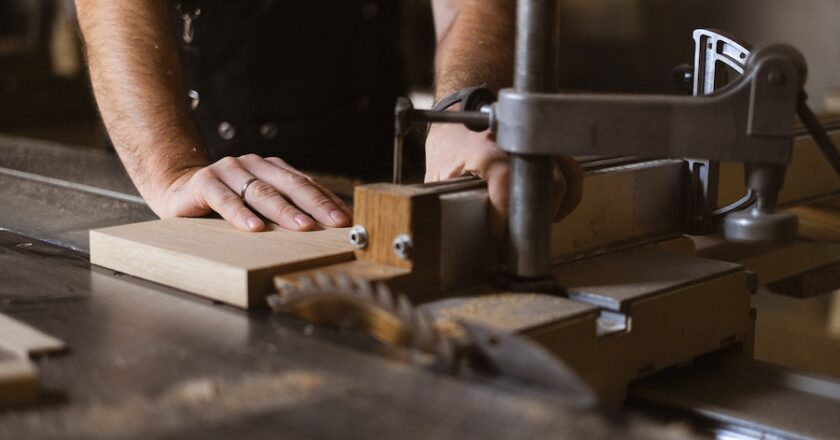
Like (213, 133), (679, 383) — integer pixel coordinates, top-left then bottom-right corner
(671, 64), (694, 94)
(724, 208), (797, 243)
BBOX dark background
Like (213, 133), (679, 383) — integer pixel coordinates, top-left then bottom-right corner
(0, 0), (837, 152)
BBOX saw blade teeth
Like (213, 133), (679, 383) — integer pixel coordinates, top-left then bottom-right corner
(297, 276), (318, 293)
(270, 286), (296, 307)
(375, 283), (395, 310)
(353, 276), (375, 301)
(396, 294), (413, 322)
(434, 337), (455, 365)
(314, 272), (335, 292)
(333, 272), (354, 291)
(413, 309), (435, 348)
(265, 293), (284, 311)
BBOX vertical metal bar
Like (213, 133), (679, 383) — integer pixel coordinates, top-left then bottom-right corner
(508, 0), (559, 279)
(509, 156), (554, 277)
(393, 135), (404, 185)
(515, 0), (559, 92)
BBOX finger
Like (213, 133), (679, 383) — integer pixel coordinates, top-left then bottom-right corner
(193, 169), (265, 232)
(258, 156), (352, 219)
(242, 179), (317, 231)
(264, 157), (353, 220)
(554, 156), (584, 221)
(212, 158), (316, 231)
(483, 159), (511, 239)
(241, 156), (350, 227)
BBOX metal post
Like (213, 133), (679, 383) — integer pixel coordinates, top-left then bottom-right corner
(508, 0), (559, 280)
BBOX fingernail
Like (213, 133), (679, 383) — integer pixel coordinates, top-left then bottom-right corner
(294, 214), (313, 228)
(246, 216), (263, 230)
(329, 210), (348, 225)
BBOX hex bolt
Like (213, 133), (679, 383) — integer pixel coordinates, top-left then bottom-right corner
(392, 234), (413, 259)
(348, 225), (369, 249)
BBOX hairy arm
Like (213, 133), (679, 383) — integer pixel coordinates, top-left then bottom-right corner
(75, 1), (351, 231)
(432, 0), (515, 99)
(428, 0), (582, 234)
(76, 0), (205, 208)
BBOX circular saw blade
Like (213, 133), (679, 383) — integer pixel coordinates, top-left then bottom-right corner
(267, 272), (454, 364)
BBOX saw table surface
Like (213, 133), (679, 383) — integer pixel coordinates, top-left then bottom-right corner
(0, 136), (686, 439)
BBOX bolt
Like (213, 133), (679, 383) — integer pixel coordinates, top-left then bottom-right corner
(392, 234), (413, 259)
(259, 123), (278, 140)
(348, 225), (368, 249)
(218, 121), (236, 140)
(768, 70), (786, 87)
(188, 89), (200, 110)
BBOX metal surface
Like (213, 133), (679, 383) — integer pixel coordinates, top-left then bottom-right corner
(631, 354), (840, 440)
(0, 135), (139, 195)
(507, 0), (559, 282)
(1, 229), (674, 439)
(724, 163), (799, 243)
(0, 135), (154, 251)
(509, 155), (554, 278)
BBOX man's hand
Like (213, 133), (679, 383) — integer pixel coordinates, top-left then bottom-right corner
(76, 1), (351, 233)
(428, 0), (583, 234)
(159, 155), (352, 232)
(426, 124), (583, 235)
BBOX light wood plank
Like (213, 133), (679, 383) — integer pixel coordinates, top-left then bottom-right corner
(0, 313), (66, 357)
(90, 218), (355, 308)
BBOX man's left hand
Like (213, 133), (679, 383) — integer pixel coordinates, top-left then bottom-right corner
(425, 123), (584, 236)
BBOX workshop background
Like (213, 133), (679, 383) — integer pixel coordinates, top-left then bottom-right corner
(1, 0), (840, 438)
(2, 0), (838, 151)
(3, 1), (840, 366)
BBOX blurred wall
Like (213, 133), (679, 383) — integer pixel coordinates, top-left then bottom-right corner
(558, 0), (840, 114)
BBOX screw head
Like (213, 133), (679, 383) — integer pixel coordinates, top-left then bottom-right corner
(348, 226), (369, 249)
(392, 234), (413, 259)
(218, 121), (236, 140)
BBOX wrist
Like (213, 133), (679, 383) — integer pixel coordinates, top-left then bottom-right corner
(144, 162), (205, 217)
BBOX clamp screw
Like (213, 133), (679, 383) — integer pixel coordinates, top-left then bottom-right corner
(348, 226), (369, 249)
(392, 234), (413, 259)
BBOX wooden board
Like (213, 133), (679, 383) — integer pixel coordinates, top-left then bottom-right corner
(0, 351), (38, 406)
(422, 251), (753, 403)
(0, 313), (66, 406)
(90, 218), (355, 308)
(0, 313), (66, 357)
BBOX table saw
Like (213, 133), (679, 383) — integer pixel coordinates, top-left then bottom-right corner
(4, 15), (840, 440)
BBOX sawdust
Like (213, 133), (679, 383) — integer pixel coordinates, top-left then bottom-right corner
(35, 369), (333, 439)
(427, 293), (589, 337)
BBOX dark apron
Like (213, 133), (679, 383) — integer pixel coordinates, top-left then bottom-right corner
(171, 0), (404, 179)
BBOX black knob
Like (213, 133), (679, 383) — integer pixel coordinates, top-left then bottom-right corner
(672, 64), (694, 94)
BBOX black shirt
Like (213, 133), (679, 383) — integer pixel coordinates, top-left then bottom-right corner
(171, 0), (404, 179)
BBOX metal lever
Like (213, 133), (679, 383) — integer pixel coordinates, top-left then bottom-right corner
(684, 30), (752, 234)
(723, 45), (807, 243)
(392, 91), (493, 184)
(726, 93), (840, 243)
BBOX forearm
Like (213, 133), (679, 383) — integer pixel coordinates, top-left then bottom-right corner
(431, 0), (515, 99)
(76, 0), (206, 213)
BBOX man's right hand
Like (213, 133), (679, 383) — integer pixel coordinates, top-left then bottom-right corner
(157, 154), (353, 232)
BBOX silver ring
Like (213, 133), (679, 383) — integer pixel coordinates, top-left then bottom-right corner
(240, 177), (259, 200)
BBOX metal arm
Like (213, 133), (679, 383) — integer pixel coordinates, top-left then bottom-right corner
(394, 22), (840, 285)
